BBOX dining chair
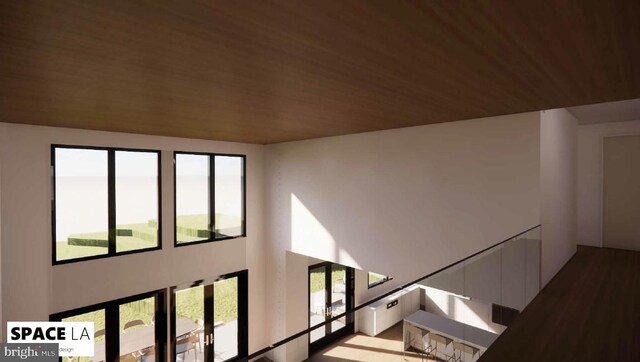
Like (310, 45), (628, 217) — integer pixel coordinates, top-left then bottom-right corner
(403, 324), (432, 361)
(176, 334), (199, 362)
(138, 346), (156, 362)
(451, 341), (480, 362)
(123, 319), (146, 333)
(430, 333), (454, 361)
(120, 353), (138, 362)
(421, 333), (435, 358)
(189, 319), (205, 352)
(95, 328), (106, 339)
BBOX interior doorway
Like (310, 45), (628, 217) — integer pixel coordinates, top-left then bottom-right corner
(603, 135), (640, 251)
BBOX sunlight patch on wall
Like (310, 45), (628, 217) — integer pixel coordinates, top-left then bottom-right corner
(290, 194), (360, 269)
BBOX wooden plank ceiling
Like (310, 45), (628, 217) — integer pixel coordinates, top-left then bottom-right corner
(1, 0), (639, 144)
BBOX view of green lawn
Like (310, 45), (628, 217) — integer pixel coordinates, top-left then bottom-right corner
(56, 214), (243, 260)
(368, 272), (383, 284)
(175, 214), (242, 243)
(56, 222), (159, 261)
(310, 268), (346, 293)
(175, 277), (238, 323)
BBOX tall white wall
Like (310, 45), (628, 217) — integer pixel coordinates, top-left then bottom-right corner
(264, 112), (541, 360)
(577, 120), (640, 247)
(266, 112), (541, 282)
(540, 109), (578, 286)
(0, 123), (266, 353)
(0, 149), (2, 342)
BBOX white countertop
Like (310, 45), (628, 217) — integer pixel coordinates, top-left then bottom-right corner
(405, 310), (498, 350)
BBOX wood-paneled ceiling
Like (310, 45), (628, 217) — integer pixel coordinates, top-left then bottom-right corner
(1, 1), (639, 144)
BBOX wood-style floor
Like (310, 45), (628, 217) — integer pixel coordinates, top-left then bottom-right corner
(480, 246), (640, 362)
(306, 322), (438, 362)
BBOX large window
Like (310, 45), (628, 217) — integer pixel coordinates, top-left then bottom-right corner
(51, 290), (166, 362)
(52, 145), (161, 264)
(174, 152), (245, 246)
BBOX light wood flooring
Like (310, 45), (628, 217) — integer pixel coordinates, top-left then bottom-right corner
(306, 322), (439, 362)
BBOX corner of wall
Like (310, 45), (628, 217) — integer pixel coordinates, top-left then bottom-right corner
(540, 108), (578, 287)
(0, 129), (3, 342)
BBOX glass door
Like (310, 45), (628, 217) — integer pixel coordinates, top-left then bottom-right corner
(309, 265), (327, 344)
(51, 290), (166, 362)
(330, 264), (348, 334)
(308, 262), (354, 354)
(172, 271), (248, 362)
(174, 283), (208, 362)
(213, 276), (239, 361)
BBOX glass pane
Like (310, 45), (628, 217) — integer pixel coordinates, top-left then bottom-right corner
(368, 272), (389, 287)
(331, 265), (347, 333)
(62, 309), (105, 362)
(309, 266), (326, 343)
(524, 229), (541, 305)
(55, 148), (109, 261)
(175, 286), (204, 362)
(119, 297), (155, 361)
(214, 277), (238, 361)
(214, 156), (243, 238)
(115, 151), (159, 253)
(176, 154), (211, 244)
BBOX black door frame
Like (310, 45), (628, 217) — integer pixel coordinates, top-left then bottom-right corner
(170, 270), (248, 362)
(308, 262), (354, 355)
(50, 288), (167, 362)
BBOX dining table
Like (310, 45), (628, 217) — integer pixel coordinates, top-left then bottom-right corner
(92, 318), (200, 361)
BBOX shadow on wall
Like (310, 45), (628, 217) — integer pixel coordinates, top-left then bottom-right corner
(421, 286), (505, 334)
(270, 113), (541, 286)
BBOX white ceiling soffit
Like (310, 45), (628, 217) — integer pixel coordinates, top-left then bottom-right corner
(567, 98), (640, 125)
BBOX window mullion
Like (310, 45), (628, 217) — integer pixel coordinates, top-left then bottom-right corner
(105, 303), (119, 362)
(108, 149), (116, 255)
(242, 156), (246, 236)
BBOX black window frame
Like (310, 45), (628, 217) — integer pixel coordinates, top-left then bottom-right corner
(50, 288), (167, 362)
(51, 144), (163, 265)
(169, 269), (249, 362)
(173, 151), (246, 248)
(367, 272), (392, 289)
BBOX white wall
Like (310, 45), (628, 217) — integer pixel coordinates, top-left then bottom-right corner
(354, 268), (405, 334)
(266, 112), (541, 282)
(577, 120), (640, 247)
(540, 109), (578, 286)
(0, 149), (2, 342)
(263, 112), (541, 360)
(422, 286), (505, 334)
(0, 123), (266, 354)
